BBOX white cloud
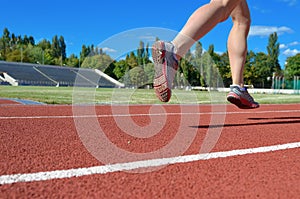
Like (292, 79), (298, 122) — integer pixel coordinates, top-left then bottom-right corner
(102, 47), (117, 53)
(249, 26), (293, 37)
(280, 44), (287, 49)
(138, 35), (156, 42)
(278, 0), (298, 6)
(279, 41), (300, 49)
(215, 51), (224, 55)
(289, 41), (300, 46)
(283, 48), (300, 56)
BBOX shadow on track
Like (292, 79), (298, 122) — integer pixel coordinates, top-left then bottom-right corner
(191, 116), (300, 129)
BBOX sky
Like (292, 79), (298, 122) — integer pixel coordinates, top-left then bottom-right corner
(1, 0), (300, 67)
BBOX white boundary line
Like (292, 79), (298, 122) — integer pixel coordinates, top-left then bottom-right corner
(0, 142), (300, 185)
(1, 109), (300, 120)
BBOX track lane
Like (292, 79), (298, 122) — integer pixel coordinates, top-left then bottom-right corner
(1, 148), (299, 198)
(0, 104), (300, 197)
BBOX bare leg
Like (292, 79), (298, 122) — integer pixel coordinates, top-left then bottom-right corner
(152, 0), (258, 107)
(172, 0), (242, 59)
(228, 0), (251, 87)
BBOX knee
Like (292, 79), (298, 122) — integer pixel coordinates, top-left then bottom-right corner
(211, 0), (241, 22)
(218, 0), (240, 7)
(232, 14), (251, 29)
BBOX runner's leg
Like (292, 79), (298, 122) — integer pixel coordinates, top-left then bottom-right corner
(227, 0), (251, 87)
(172, 0), (242, 59)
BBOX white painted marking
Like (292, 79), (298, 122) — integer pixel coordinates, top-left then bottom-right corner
(0, 109), (300, 120)
(0, 142), (299, 185)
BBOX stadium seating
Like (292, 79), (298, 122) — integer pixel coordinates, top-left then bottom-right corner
(0, 61), (122, 87)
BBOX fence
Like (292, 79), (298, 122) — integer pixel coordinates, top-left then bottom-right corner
(273, 76), (300, 94)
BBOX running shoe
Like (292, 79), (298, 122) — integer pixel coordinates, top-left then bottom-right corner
(152, 41), (178, 102)
(227, 85), (259, 109)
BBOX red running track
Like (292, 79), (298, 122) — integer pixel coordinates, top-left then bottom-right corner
(0, 99), (299, 198)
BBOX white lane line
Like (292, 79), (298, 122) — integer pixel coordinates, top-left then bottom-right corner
(1, 142), (299, 185)
(1, 109), (300, 120)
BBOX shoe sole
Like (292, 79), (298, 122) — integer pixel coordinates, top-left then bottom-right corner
(152, 41), (171, 102)
(227, 94), (259, 109)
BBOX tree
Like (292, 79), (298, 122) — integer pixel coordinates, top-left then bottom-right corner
(267, 32), (281, 75)
(0, 28), (10, 59)
(180, 50), (193, 87)
(29, 45), (44, 64)
(113, 59), (129, 80)
(104, 62), (117, 79)
(59, 36), (66, 61)
(205, 44), (220, 88)
(137, 41), (145, 66)
(195, 41), (203, 59)
(216, 51), (231, 87)
(50, 35), (66, 65)
(145, 43), (150, 63)
(37, 39), (51, 50)
(51, 35), (60, 58)
(126, 52), (138, 68)
(129, 66), (146, 87)
(81, 53), (114, 71)
(6, 47), (31, 63)
(143, 63), (154, 85)
(193, 41), (205, 86)
(254, 52), (271, 88)
(43, 49), (55, 65)
(243, 50), (256, 85)
(201, 51), (214, 88)
(285, 53), (300, 79)
(28, 36), (35, 46)
(66, 54), (79, 67)
(5, 49), (22, 62)
(122, 67), (131, 86)
(177, 48), (201, 87)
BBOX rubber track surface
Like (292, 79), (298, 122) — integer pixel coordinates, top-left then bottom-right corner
(0, 103), (299, 198)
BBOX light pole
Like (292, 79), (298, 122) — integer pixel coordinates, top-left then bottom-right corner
(21, 47), (23, 63)
(42, 50), (44, 65)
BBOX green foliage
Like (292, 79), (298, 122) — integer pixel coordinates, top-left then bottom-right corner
(66, 54), (79, 67)
(137, 41), (145, 66)
(267, 32), (281, 75)
(285, 53), (300, 79)
(126, 52), (138, 68)
(193, 42), (205, 86)
(81, 54), (114, 71)
(244, 51), (273, 87)
(104, 62), (117, 80)
(37, 39), (51, 50)
(216, 52), (231, 87)
(113, 60), (129, 80)
(143, 63), (154, 85)
(129, 66), (146, 87)
(0, 28), (293, 89)
(179, 49), (201, 87)
(29, 45), (44, 64)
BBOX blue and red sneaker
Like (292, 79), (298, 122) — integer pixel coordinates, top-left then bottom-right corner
(227, 85), (259, 109)
(152, 41), (178, 102)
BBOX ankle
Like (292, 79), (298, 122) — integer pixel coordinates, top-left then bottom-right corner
(170, 42), (181, 61)
(231, 84), (244, 88)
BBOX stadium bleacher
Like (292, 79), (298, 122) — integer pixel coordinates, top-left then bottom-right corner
(0, 61), (123, 88)
(34, 65), (77, 86)
(0, 62), (56, 86)
(0, 75), (10, 85)
(74, 68), (121, 88)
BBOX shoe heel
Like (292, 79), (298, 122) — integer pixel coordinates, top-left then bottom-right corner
(152, 41), (165, 64)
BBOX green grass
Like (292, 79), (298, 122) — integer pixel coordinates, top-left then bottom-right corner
(0, 85), (300, 105)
